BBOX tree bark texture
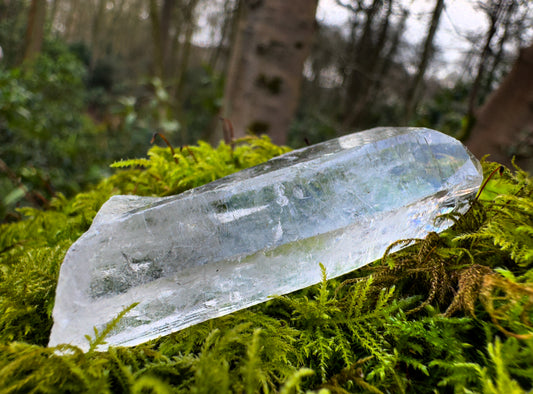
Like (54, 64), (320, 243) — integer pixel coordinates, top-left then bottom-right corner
(223, 0), (318, 145)
(23, 0), (47, 63)
(466, 43), (533, 171)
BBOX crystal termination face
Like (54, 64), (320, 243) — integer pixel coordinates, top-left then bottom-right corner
(49, 127), (483, 351)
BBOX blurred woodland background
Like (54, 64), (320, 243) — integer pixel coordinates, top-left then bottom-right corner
(0, 0), (532, 222)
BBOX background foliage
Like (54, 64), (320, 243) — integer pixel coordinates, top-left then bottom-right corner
(0, 139), (531, 393)
(0, 41), (100, 219)
(1, 0), (532, 221)
(0, 40), (225, 222)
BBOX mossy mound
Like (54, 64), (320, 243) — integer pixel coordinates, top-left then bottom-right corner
(0, 137), (532, 393)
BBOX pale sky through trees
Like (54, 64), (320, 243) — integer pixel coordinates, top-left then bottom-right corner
(317, 0), (489, 80)
(193, 0), (493, 81)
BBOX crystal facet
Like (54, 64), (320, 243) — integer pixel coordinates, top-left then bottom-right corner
(49, 127), (483, 351)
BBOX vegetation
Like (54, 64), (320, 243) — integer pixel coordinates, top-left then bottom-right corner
(0, 138), (531, 392)
(1, 1), (532, 219)
(0, 41), (104, 219)
(0, 1), (531, 392)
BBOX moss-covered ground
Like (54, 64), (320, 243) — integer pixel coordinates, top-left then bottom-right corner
(0, 136), (532, 393)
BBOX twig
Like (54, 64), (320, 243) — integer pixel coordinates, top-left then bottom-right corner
(181, 145), (198, 164)
(474, 165), (504, 203)
(219, 116), (235, 147)
(151, 132), (178, 164)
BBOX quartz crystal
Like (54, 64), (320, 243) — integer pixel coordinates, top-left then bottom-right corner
(49, 127), (483, 351)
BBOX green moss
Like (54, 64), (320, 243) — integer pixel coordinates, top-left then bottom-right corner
(0, 138), (532, 393)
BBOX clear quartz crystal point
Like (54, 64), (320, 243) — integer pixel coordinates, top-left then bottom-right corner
(49, 127), (482, 351)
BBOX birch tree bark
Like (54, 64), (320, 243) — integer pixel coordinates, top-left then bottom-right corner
(223, 0), (318, 144)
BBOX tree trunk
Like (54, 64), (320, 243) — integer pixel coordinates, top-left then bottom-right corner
(483, 6), (512, 96)
(90, 0), (106, 71)
(223, 0), (318, 145)
(209, 0), (240, 72)
(175, 0), (199, 99)
(63, 0), (77, 41)
(149, 0), (164, 78)
(49, 0), (60, 31)
(23, 0), (47, 63)
(461, 0), (514, 140)
(466, 43), (533, 171)
(341, 0), (381, 122)
(373, 7), (409, 96)
(467, 0), (504, 113)
(160, 0), (175, 78)
(168, 7), (184, 84)
(403, 0), (444, 124)
(343, 0), (393, 127)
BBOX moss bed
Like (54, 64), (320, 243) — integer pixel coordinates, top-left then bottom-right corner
(0, 136), (532, 393)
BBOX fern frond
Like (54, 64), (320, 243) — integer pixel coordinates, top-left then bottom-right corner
(279, 368), (314, 394)
(107, 347), (136, 391)
(110, 158), (151, 168)
(240, 328), (268, 394)
(86, 302), (139, 352)
(131, 375), (172, 394)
